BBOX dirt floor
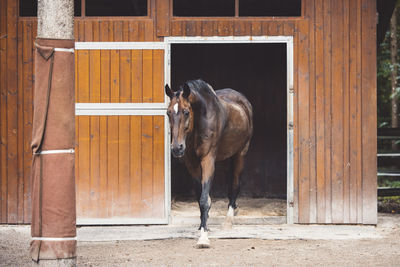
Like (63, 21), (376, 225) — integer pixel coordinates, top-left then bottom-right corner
(1, 212), (400, 266)
(171, 197), (287, 217)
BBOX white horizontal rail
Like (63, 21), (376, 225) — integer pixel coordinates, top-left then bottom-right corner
(377, 172), (400, 176)
(377, 153), (400, 157)
(75, 103), (167, 116)
(165, 36), (293, 44)
(75, 42), (166, 50)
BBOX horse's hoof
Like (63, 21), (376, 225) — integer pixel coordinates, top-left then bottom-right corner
(196, 238), (211, 249)
(196, 227), (211, 249)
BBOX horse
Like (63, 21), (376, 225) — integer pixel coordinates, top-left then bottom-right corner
(165, 79), (253, 248)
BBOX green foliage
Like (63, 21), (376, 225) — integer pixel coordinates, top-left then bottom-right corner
(377, 3), (400, 127)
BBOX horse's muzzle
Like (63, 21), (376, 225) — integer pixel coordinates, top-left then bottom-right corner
(171, 144), (185, 158)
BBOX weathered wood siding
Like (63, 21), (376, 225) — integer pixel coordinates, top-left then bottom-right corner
(0, 0), (377, 224)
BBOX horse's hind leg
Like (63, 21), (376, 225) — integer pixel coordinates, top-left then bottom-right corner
(223, 153), (244, 229)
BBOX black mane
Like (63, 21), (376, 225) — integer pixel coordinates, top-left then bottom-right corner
(180, 79), (218, 101)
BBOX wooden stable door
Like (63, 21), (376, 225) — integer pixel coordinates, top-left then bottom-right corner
(74, 43), (168, 224)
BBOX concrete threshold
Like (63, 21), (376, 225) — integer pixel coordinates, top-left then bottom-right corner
(76, 223), (381, 242)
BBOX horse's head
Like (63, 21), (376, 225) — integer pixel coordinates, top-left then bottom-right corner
(165, 83), (194, 158)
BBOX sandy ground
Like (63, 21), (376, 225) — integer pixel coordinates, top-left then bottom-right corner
(1, 198), (400, 266)
(172, 197), (287, 217)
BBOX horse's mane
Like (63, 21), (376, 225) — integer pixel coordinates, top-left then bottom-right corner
(181, 79), (218, 103)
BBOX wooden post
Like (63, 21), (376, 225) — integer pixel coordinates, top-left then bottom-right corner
(31, 0), (76, 266)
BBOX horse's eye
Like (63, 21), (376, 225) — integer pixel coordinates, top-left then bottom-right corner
(183, 109), (190, 116)
(167, 110), (171, 116)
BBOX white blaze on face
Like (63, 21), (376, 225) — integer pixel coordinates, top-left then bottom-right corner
(173, 103), (178, 114)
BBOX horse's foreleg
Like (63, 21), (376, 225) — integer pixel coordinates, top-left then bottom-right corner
(197, 154), (215, 248)
(223, 154), (244, 229)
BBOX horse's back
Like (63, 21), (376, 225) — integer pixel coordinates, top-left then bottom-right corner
(216, 88), (253, 129)
(215, 89), (253, 160)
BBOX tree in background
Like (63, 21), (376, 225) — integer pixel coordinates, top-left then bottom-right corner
(378, 0), (400, 132)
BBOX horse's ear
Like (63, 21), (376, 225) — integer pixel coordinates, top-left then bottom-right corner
(182, 83), (191, 98)
(165, 84), (174, 99)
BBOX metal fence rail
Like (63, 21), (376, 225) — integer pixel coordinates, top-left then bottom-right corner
(377, 128), (400, 197)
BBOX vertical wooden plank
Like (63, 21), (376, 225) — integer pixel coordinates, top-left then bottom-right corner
(201, 21), (214, 36)
(185, 21), (196, 36)
(0, 0), (7, 223)
(361, 0), (377, 224)
(138, 21), (146, 41)
(129, 21), (139, 42)
(153, 116), (164, 218)
(23, 20), (33, 223)
(143, 50), (153, 102)
(284, 21), (296, 36)
(297, 20), (310, 223)
(130, 116), (143, 216)
(100, 21), (110, 102)
(356, 0), (363, 224)
(7, 0), (18, 223)
(234, 21), (250, 36)
(251, 21), (262, 36)
(293, 21), (299, 223)
(78, 21), (85, 41)
(152, 50), (164, 103)
(323, 0), (333, 223)
(120, 49), (131, 102)
(98, 115), (108, 218)
(315, 0), (326, 223)
(156, 0), (170, 36)
(77, 50), (89, 102)
(132, 50), (143, 103)
(107, 116), (119, 217)
(122, 21), (130, 41)
(17, 21), (24, 223)
(118, 116), (131, 216)
(92, 21), (100, 41)
(171, 21), (183, 36)
(220, 21), (234, 36)
(98, 22), (109, 218)
(89, 116), (100, 217)
(307, 0), (317, 224)
(77, 116), (90, 217)
(142, 116), (153, 217)
(110, 49), (120, 102)
(144, 20), (154, 41)
(342, 0), (350, 223)
(113, 21), (123, 42)
(331, 0), (344, 223)
(268, 22), (281, 36)
(348, 0), (358, 224)
(85, 20), (93, 42)
(261, 21), (269, 36)
(89, 50), (100, 102)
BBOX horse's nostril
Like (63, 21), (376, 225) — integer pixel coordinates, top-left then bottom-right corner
(179, 144), (184, 150)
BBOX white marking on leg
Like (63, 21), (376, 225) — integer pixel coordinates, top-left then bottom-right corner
(173, 103), (178, 114)
(222, 206), (235, 229)
(197, 227), (210, 248)
(227, 206), (234, 218)
(208, 196), (211, 207)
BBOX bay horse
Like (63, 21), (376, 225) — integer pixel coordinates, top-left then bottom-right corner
(165, 79), (253, 248)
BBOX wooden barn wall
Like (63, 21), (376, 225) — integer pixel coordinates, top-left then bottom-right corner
(0, 0), (377, 224)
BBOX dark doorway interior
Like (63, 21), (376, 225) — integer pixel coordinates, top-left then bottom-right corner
(171, 43), (287, 199)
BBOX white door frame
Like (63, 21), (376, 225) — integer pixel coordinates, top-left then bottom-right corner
(74, 36), (295, 225)
(164, 36), (295, 224)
